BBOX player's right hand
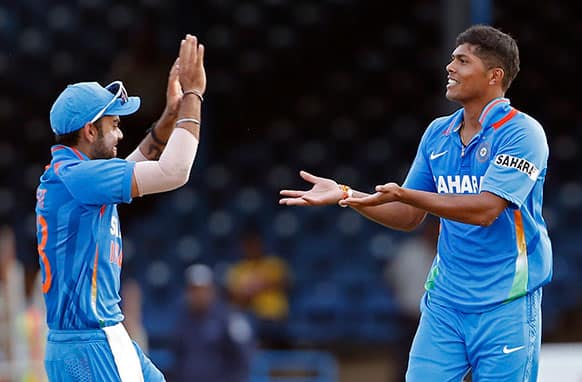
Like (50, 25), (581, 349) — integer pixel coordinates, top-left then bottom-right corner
(340, 182), (401, 207)
(178, 34), (206, 95)
(279, 171), (343, 206)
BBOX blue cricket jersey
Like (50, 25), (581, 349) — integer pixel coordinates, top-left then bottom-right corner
(35, 145), (135, 329)
(403, 98), (552, 312)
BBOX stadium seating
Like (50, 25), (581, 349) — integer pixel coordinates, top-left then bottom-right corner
(250, 350), (338, 382)
(2, 2), (581, 376)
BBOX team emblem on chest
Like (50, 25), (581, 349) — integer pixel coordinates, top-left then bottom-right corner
(476, 141), (490, 162)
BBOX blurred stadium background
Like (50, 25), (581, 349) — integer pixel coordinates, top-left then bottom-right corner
(1, 0), (582, 381)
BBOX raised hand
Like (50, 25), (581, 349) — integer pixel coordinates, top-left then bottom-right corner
(164, 58), (182, 117)
(340, 182), (402, 207)
(178, 34), (206, 95)
(279, 171), (343, 206)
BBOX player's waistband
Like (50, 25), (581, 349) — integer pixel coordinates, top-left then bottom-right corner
(48, 327), (109, 343)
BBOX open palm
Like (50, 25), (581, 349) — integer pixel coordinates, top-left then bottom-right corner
(279, 171), (343, 206)
(164, 58), (183, 116)
(341, 182), (401, 207)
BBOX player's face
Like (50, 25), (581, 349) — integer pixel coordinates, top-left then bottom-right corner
(445, 43), (491, 103)
(92, 116), (123, 159)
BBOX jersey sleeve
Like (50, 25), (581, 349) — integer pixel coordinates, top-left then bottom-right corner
(58, 158), (136, 205)
(402, 121), (437, 192)
(480, 117), (548, 208)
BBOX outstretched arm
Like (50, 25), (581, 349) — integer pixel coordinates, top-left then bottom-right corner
(342, 182), (508, 226)
(279, 171), (426, 231)
(347, 190), (427, 231)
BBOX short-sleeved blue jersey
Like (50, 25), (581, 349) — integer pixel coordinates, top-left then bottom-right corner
(403, 98), (552, 312)
(35, 145), (135, 329)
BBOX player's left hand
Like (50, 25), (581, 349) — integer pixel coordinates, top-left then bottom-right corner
(164, 58), (183, 117)
(279, 171), (343, 206)
(340, 182), (402, 207)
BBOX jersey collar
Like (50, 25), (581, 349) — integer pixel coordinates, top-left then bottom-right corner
(477, 97), (512, 130)
(50, 145), (90, 161)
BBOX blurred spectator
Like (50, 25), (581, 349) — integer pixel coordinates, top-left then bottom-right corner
(0, 226), (18, 382)
(121, 278), (149, 352)
(17, 271), (47, 382)
(172, 264), (255, 382)
(0, 226), (47, 381)
(385, 217), (439, 319)
(226, 228), (291, 348)
(384, 216), (438, 382)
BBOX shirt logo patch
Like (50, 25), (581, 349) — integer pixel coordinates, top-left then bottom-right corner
(430, 151), (448, 160)
(502, 345), (525, 354)
(435, 175), (483, 194)
(494, 154), (539, 180)
(476, 141), (490, 162)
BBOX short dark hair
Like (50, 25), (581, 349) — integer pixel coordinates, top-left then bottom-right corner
(54, 129), (81, 146)
(54, 119), (103, 146)
(456, 25), (520, 91)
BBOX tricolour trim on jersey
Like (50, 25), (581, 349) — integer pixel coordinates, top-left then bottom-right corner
(51, 145), (86, 160)
(71, 147), (85, 160)
(53, 162), (63, 175)
(50, 145), (67, 153)
(442, 116), (462, 136)
(478, 98), (510, 124)
(424, 255), (440, 291)
(91, 245), (100, 321)
(507, 210), (529, 301)
(424, 265), (439, 291)
(492, 108), (519, 130)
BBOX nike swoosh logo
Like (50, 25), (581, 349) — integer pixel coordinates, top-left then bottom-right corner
(430, 151), (448, 160)
(502, 345), (525, 354)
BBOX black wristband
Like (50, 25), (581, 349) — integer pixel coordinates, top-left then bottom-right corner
(146, 123), (167, 145)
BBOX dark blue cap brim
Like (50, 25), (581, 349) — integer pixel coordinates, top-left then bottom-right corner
(104, 96), (141, 117)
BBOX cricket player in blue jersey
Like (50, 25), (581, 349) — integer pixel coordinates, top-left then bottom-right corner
(35, 35), (206, 381)
(280, 25), (551, 381)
